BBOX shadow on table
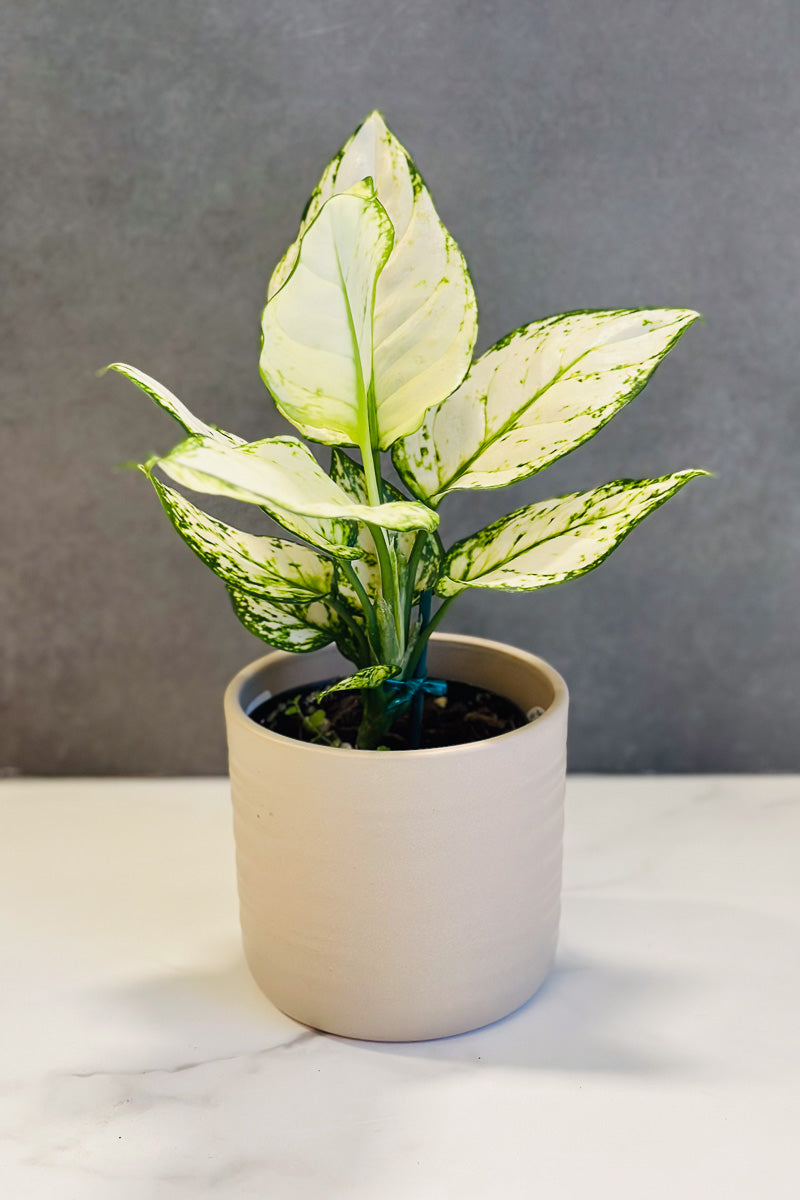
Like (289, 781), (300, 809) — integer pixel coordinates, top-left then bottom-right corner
(103, 891), (706, 1078)
(334, 949), (693, 1077)
(92, 946), (682, 1078)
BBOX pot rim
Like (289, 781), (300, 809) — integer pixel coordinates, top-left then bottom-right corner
(224, 631), (568, 761)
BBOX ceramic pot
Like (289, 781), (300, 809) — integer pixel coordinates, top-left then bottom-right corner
(224, 632), (568, 1042)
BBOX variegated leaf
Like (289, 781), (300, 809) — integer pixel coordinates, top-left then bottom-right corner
(252, 502), (360, 562)
(108, 362), (360, 558)
(155, 435), (438, 533)
(105, 363), (242, 445)
(144, 470), (333, 602)
(395, 309), (700, 504)
(261, 180), (393, 448)
(329, 449), (442, 601)
(266, 111), (477, 449)
(437, 471), (708, 597)
(317, 664), (399, 699)
(227, 588), (339, 653)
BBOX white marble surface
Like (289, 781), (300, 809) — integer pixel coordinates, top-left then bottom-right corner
(1, 776), (799, 1198)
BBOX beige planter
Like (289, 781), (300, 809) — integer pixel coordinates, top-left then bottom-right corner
(224, 632), (568, 1042)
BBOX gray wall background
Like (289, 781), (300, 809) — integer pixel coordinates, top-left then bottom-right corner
(3, 0), (798, 775)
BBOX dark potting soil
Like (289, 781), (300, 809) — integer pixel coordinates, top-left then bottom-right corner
(249, 679), (534, 751)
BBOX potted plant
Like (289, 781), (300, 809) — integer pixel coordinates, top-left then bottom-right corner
(107, 111), (705, 1041)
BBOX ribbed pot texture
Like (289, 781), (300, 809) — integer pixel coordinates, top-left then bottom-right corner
(224, 633), (569, 1042)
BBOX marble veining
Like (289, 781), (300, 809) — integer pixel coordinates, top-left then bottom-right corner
(1, 776), (798, 1198)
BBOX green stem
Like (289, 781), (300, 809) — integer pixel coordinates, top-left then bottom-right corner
(340, 561), (380, 655)
(366, 521), (397, 611)
(403, 595), (457, 679)
(408, 590), (432, 750)
(403, 530), (427, 637)
(328, 596), (371, 667)
(361, 441), (404, 657)
(355, 685), (395, 750)
(361, 436), (384, 508)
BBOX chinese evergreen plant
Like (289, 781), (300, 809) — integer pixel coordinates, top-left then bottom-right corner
(108, 111), (706, 749)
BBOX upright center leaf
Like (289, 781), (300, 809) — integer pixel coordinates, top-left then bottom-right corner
(267, 112), (478, 452)
(260, 179), (394, 451)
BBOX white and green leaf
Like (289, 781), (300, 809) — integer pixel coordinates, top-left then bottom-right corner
(104, 363), (242, 446)
(329, 448), (442, 602)
(154, 435), (438, 533)
(109, 362), (361, 557)
(143, 470), (333, 602)
(261, 180), (394, 448)
(255, 504), (361, 562)
(227, 588), (340, 653)
(265, 111), (477, 450)
(317, 664), (399, 699)
(437, 470), (709, 597)
(395, 309), (700, 504)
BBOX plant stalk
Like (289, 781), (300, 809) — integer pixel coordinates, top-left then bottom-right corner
(404, 595), (456, 680)
(408, 590), (432, 750)
(340, 560), (380, 655)
(328, 596), (371, 667)
(403, 530), (427, 637)
(360, 440), (404, 658)
(355, 685), (395, 750)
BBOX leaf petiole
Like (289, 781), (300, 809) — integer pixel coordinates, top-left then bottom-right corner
(403, 530), (428, 638)
(339, 560), (380, 656)
(403, 594), (456, 680)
